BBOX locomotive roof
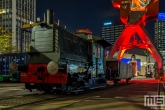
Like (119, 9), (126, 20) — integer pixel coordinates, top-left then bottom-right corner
(35, 23), (113, 48)
(58, 26), (113, 48)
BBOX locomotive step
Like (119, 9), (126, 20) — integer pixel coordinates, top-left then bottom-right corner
(89, 85), (107, 90)
(65, 89), (85, 93)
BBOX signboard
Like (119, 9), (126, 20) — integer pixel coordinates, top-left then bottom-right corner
(158, 13), (165, 20)
(144, 95), (165, 109)
(104, 22), (112, 26)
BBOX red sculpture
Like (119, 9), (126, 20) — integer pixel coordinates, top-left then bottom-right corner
(109, 0), (163, 72)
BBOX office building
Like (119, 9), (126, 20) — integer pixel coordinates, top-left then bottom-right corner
(0, 0), (36, 52)
(101, 20), (124, 45)
(155, 13), (165, 59)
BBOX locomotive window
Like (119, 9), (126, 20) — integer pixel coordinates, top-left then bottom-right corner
(95, 45), (101, 58)
(72, 41), (80, 55)
(80, 41), (88, 57)
(71, 34), (81, 55)
(64, 37), (73, 54)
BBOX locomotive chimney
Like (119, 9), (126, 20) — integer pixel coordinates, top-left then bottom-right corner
(46, 9), (54, 25)
(44, 13), (46, 23)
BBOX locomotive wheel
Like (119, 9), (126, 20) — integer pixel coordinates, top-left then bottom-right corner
(43, 87), (52, 93)
(126, 78), (131, 84)
(42, 84), (53, 93)
(126, 79), (129, 84)
(113, 80), (118, 86)
(25, 83), (36, 92)
(55, 90), (63, 95)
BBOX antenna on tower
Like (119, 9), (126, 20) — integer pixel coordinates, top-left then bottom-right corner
(58, 19), (60, 26)
(44, 13), (46, 23)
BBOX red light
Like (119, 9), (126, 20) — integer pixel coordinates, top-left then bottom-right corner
(117, 5), (120, 8)
(118, 49), (126, 60)
(76, 29), (92, 34)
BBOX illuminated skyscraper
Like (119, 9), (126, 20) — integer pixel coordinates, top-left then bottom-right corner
(155, 13), (165, 59)
(0, 0), (36, 52)
(101, 21), (124, 45)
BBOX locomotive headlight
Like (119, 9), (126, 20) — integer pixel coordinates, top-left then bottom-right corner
(47, 61), (59, 75)
(9, 62), (18, 74)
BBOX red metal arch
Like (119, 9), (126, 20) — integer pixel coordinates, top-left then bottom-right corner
(108, 24), (163, 69)
(109, 0), (163, 76)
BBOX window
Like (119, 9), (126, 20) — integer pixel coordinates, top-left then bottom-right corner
(6, 9), (9, 13)
(95, 45), (101, 58)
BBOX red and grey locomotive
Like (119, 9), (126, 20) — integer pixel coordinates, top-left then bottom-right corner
(9, 9), (112, 93)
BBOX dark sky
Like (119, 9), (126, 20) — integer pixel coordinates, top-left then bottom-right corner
(36, 0), (165, 39)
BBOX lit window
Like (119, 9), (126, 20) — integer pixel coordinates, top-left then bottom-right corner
(6, 9), (9, 13)
(95, 45), (101, 58)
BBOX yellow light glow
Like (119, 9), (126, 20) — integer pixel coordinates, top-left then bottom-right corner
(118, 49), (126, 60)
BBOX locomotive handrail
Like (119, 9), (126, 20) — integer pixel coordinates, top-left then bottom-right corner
(75, 60), (81, 62)
(54, 37), (59, 51)
(61, 58), (90, 63)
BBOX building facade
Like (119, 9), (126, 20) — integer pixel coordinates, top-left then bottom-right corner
(0, 0), (36, 53)
(155, 13), (165, 59)
(101, 20), (124, 45)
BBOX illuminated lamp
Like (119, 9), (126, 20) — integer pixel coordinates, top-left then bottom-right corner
(76, 29), (92, 34)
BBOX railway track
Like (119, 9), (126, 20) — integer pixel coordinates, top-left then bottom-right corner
(0, 82), (134, 110)
(0, 92), (63, 110)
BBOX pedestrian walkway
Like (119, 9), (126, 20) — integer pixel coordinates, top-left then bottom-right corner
(132, 75), (155, 80)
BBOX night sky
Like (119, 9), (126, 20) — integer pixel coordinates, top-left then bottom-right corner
(36, 0), (165, 40)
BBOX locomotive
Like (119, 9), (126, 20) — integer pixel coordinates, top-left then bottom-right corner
(9, 9), (135, 94)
